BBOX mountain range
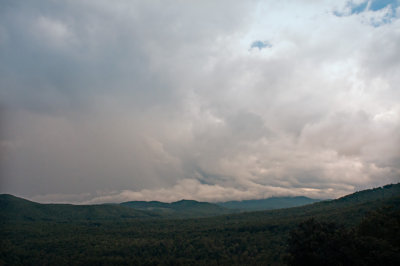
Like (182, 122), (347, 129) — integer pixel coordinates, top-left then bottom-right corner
(0, 194), (323, 221)
(1, 183), (399, 265)
(216, 196), (321, 211)
(2, 184), (400, 221)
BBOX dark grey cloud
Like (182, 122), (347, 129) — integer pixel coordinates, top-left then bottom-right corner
(1, 0), (399, 203)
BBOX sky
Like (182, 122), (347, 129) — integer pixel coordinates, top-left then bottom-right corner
(0, 0), (399, 204)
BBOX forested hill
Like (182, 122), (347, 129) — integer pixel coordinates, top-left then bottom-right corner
(0, 195), (235, 221)
(217, 196), (321, 211)
(0, 194), (159, 222)
(121, 199), (233, 218)
(1, 183), (400, 222)
(335, 183), (400, 203)
(1, 183), (399, 265)
(216, 183), (400, 226)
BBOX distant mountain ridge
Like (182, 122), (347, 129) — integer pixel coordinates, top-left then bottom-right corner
(120, 199), (233, 218)
(0, 194), (323, 221)
(0, 194), (158, 222)
(0, 195), (234, 221)
(217, 196), (321, 211)
(1, 183), (399, 222)
(1, 183), (399, 265)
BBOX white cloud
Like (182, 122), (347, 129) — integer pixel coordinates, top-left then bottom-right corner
(1, 0), (399, 203)
(77, 178), (348, 204)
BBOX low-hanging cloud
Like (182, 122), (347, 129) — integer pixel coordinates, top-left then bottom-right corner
(1, 0), (399, 203)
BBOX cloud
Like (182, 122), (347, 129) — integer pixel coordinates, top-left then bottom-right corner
(32, 178), (348, 204)
(1, 0), (399, 203)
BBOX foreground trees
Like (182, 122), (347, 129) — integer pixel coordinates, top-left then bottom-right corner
(286, 206), (400, 266)
(2, 185), (399, 265)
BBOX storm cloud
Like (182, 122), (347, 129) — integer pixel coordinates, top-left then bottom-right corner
(1, 0), (399, 203)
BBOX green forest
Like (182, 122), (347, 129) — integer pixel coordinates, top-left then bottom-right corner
(1, 183), (399, 265)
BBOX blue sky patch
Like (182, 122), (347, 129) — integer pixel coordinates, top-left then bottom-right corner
(334, 0), (399, 25)
(369, 0), (399, 11)
(350, 1), (368, 14)
(250, 40), (272, 50)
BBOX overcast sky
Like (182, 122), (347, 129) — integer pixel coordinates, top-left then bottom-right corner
(1, 0), (399, 204)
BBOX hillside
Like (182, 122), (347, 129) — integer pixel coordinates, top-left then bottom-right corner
(217, 196), (321, 211)
(335, 183), (400, 203)
(1, 183), (400, 223)
(121, 199), (233, 218)
(0, 194), (158, 222)
(1, 183), (399, 265)
(213, 183), (400, 227)
(0, 195), (234, 221)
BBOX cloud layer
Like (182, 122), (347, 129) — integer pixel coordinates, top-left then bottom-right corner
(1, 0), (399, 203)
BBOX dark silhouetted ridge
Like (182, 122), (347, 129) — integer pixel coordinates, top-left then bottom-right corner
(121, 199), (232, 218)
(217, 196), (321, 211)
(0, 194), (158, 222)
